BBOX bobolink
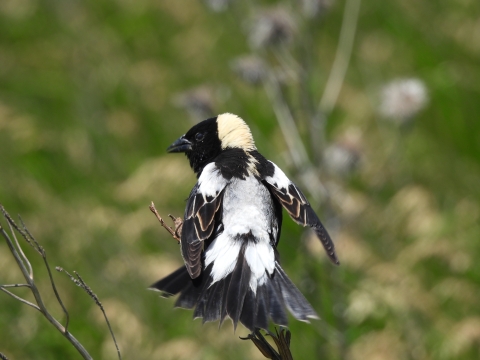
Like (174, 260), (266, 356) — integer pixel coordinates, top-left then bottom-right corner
(151, 113), (339, 331)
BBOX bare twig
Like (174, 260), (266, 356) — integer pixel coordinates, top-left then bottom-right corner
(19, 215), (72, 331)
(0, 287), (41, 311)
(0, 351), (9, 360)
(149, 202), (183, 241)
(240, 328), (293, 360)
(2, 209), (72, 331)
(0, 283), (30, 288)
(56, 268), (122, 360)
(1, 208), (34, 278)
(270, 328), (293, 360)
(0, 205), (93, 360)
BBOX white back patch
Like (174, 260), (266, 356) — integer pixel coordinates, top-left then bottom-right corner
(204, 176), (278, 292)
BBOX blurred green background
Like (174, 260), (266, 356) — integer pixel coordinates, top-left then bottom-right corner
(1, 0), (480, 359)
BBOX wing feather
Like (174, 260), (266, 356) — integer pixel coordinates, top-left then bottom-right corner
(181, 163), (229, 278)
(264, 161), (340, 265)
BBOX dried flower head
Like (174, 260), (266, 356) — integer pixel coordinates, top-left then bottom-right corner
(230, 55), (267, 85)
(248, 8), (296, 49)
(299, 0), (334, 18)
(204, 0), (234, 12)
(173, 86), (216, 122)
(323, 130), (362, 176)
(379, 78), (429, 122)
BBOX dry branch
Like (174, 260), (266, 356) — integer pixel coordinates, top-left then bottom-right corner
(241, 328), (294, 360)
(149, 201), (183, 241)
(0, 205), (121, 360)
(56, 268), (122, 360)
(0, 205), (92, 359)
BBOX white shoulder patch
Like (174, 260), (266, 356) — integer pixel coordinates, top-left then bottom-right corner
(217, 113), (256, 151)
(198, 162), (228, 197)
(264, 161), (291, 190)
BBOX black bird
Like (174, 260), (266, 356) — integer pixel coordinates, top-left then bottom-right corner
(150, 113), (339, 331)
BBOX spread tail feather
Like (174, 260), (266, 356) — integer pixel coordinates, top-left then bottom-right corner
(274, 262), (319, 321)
(149, 266), (191, 298)
(151, 258), (318, 331)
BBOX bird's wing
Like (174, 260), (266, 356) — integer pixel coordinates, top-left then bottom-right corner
(263, 161), (340, 265)
(181, 162), (228, 278)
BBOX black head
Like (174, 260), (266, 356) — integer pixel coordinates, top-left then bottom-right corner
(168, 113), (257, 176)
(167, 117), (221, 174)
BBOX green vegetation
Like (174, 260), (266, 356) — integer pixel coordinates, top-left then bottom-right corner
(1, 0), (480, 359)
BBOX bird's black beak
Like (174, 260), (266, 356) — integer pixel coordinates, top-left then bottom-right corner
(167, 135), (192, 153)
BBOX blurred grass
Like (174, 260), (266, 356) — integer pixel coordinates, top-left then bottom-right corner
(1, 0), (480, 359)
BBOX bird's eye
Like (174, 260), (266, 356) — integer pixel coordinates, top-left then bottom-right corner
(195, 132), (205, 141)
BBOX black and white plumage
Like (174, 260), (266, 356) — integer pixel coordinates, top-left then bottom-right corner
(150, 113), (339, 331)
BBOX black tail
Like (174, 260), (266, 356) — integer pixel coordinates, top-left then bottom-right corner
(150, 253), (318, 331)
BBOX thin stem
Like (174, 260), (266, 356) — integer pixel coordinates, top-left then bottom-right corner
(272, 47), (302, 82)
(1, 210), (34, 279)
(0, 287), (41, 311)
(8, 214), (72, 331)
(18, 216), (73, 332)
(42, 253), (71, 331)
(149, 202), (182, 242)
(0, 206), (93, 360)
(0, 283), (30, 288)
(2, 208), (40, 254)
(263, 72), (328, 205)
(0, 226), (33, 291)
(57, 268), (122, 360)
(18, 215), (44, 253)
(318, 0), (361, 114)
(263, 72), (309, 169)
(74, 271), (122, 360)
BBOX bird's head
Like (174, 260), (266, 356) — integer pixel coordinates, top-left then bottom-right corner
(167, 113), (257, 175)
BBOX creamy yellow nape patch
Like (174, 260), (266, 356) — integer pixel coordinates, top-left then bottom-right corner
(217, 113), (257, 151)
